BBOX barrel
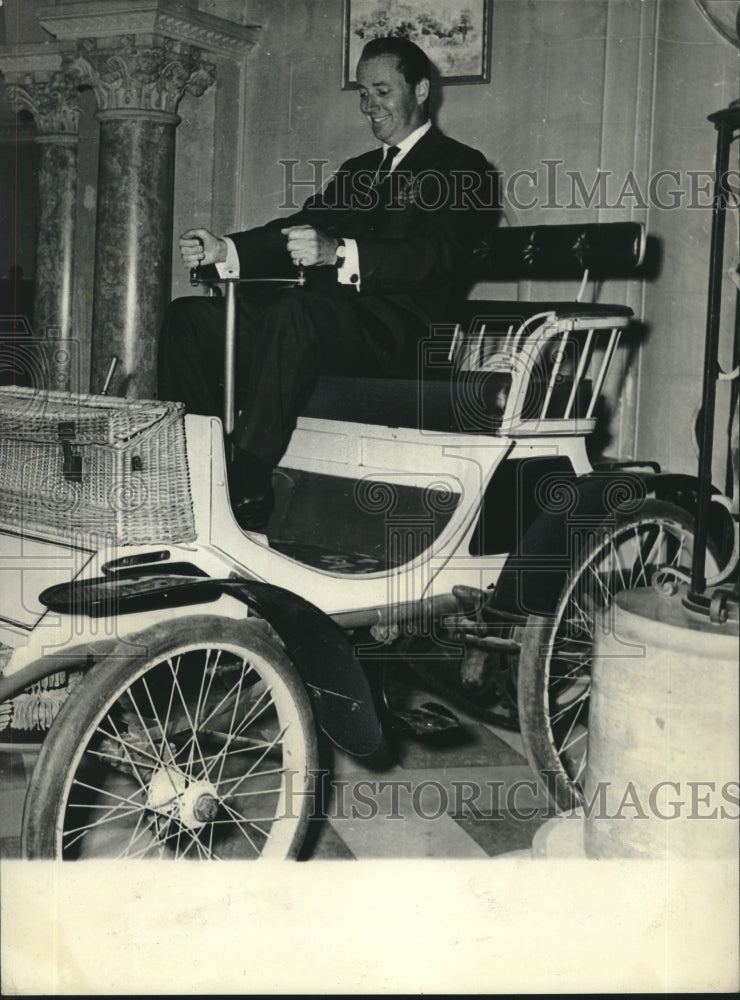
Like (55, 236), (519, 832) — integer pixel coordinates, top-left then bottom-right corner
(583, 586), (739, 858)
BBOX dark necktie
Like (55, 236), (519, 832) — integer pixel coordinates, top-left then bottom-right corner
(375, 145), (400, 186)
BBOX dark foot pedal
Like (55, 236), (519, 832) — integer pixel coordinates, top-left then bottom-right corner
(452, 584), (486, 616)
(390, 701), (461, 737)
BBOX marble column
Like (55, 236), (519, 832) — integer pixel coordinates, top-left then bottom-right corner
(5, 71), (80, 391)
(65, 38), (215, 398)
(91, 105), (180, 398)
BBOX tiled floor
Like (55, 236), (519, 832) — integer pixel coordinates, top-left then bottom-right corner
(1, 693), (550, 861)
(305, 709), (551, 860)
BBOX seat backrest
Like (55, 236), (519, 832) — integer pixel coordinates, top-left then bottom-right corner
(446, 306), (633, 437)
(471, 221), (646, 282)
(434, 221), (647, 436)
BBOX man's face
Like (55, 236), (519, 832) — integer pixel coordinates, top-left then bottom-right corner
(356, 54), (429, 146)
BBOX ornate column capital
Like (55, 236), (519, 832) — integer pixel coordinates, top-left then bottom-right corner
(7, 70), (80, 135)
(0, 45), (80, 135)
(37, 1), (260, 61)
(33, 0), (262, 117)
(62, 36), (215, 115)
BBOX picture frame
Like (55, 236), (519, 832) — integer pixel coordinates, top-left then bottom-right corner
(342, 0), (493, 89)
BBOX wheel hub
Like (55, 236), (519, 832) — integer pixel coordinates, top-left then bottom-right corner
(192, 792), (219, 823)
(146, 768), (220, 830)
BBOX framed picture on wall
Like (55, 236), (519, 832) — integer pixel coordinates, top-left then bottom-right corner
(342, 0), (493, 89)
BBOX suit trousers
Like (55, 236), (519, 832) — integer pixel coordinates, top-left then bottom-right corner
(158, 286), (411, 467)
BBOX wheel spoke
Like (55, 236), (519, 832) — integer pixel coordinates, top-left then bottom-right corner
(70, 776), (172, 816)
(200, 736), (285, 758)
(550, 686), (589, 726)
(225, 784), (284, 799)
(212, 659), (250, 785)
(207, 684), (278, 786)
(206, 812), (216, 858)
(123, 683), (172, 767)
(219, 799), (269, 854)
(219, 765), (287, 789)
(140, 667), (180, 768)
(62, 790), (153, 856)
(98, 713), (156, 787)
(163, 656), (212, 778)
(62, 803), (145, 849)
(183, 647), (224, 775)
(585, 553), (613, 608)
(173, 657), (261, 779)
(116, 816), (161, 861)
(560, 723), (588, 756)
(114, 813), (161, 859)
(123, 804), (160, 858)
(548, 671), (587, 693)
(629, 523), (662, 587)
(85, 739), (158, 770)
(209, 813), (279, 824)
(220, 726), (288, 801)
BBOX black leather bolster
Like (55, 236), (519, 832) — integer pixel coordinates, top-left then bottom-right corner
(472, 222), (646, 280)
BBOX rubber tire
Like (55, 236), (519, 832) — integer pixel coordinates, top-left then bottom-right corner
(22, 615), (319, 860)
(516, 500), (699, 813)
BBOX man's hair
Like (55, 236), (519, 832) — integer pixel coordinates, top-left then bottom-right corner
(358, 36), (431, 90)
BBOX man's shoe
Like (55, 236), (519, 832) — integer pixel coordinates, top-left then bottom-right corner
(231, 484), (274, 533)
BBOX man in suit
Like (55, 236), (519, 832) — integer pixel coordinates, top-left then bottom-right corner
(159, 36), (497, 530)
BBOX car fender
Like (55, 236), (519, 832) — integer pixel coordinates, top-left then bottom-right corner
(12, 575), (387, 762)
(490, 469), (703, 618)
(220, 580), (386, 762)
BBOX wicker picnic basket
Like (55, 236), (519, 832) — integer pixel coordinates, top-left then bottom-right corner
(0, 386), (196, 546)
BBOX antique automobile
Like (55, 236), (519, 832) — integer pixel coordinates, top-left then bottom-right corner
(0, 220), (726, 860)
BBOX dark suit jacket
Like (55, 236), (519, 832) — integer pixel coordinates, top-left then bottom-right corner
(223, 126), (498, 366)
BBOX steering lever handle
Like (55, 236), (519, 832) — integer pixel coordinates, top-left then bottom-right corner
(190, 236), (204, 286)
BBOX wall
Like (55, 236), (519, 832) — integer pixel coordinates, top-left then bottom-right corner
(637, 2), (738, 483)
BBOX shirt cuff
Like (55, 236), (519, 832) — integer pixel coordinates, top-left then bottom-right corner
(337, 237), (360, 290)
(215, 236), (240, 278)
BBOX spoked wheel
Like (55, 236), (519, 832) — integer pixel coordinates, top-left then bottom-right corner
(517, 500), (712, 812)
(22, 617), (318, 860)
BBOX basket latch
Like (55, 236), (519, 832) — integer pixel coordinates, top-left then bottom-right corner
(58, 421), (83, 483)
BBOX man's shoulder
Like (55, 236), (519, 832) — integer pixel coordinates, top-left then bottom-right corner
(424, 128), (488, 166)
(338, 147), (381, 172)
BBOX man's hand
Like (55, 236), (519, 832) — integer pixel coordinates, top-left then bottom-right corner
(179, 228), (227, 269)
(281, 225), (339, 268)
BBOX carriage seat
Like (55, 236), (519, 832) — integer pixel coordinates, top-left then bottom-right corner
(300, 222), (645, 434)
